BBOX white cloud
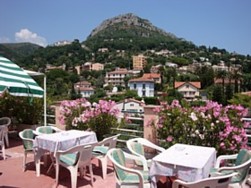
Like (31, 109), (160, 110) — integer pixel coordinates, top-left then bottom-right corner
(15, 28), (47, 47)
(0, 37), (10, 43)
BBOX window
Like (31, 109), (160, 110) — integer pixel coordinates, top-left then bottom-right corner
(130, 104), (134, 107)
(142, 91), (146, 97)
(143, 84), (145, 89)
(134, 84), (136, 89)
(186, 84), (189, 88)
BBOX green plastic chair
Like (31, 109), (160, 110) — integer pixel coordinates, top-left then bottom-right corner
(107, 148), (150, 188)
(210, 149), (251, 187)
(19, 129), (36, 171)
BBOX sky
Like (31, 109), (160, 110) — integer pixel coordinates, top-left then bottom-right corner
(0, 0), (250, 55)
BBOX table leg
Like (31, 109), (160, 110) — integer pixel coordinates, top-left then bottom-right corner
(34, 149), (44, 177)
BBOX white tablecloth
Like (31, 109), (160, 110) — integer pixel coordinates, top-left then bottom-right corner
(149, 143), (216, 188)
(34, 130), (97, 154)
(34, 130), (98, 176)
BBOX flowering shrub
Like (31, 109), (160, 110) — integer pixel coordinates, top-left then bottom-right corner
(155, 100), (249, 155)
(59, 99), (119, 140)
(0, 92), (43, 125)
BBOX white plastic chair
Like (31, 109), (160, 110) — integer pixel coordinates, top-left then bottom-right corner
(210, 149), (251, 188)
(0, 117), (11, 147)
(107, 148), (150, 188)
(19, 129), (37, 171)
(172, 172), (237, 188)
(55, 144), (95, 188)
(35, 126), (62, 135)
(35, 125), (62, 173)
(92, 134), (120, 179)
(126, 137), (165, 167)
(0, 126), (6, 159)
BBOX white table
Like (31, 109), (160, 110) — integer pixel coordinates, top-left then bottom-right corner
(149, 143), (216, 188)
(34, 130), (98, 176)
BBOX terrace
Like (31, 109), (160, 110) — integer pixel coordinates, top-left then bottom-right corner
(0, 135), (115, 188)
(1, 100), (251, 188)
(0, 135), (171, 188)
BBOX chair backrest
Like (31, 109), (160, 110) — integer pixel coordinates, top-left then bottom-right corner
(0, 117), (11, 127)
(234, 149), (251, 182)
(100, 134), (120, 149)
(36, 126), (54, 134)
(78, 144), (95, 166)
(107, 148), (127, 181)
(19, 129), (34, 150)
(172, 172), (237, 188)
(57, 144), (94, 167)
(127, 137), (165, 158)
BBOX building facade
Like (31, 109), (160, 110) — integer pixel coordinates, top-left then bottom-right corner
(105, 68), (131, 87)
(128, 78), (155, 97)
(74, 81), (94, 98)
(132, 54), (147, 70)
(175, 81), (201, 100)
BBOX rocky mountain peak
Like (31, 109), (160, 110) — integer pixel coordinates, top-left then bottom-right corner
(88, 13), (176, 39)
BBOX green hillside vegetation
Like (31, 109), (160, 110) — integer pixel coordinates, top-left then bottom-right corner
(0, 42), (41, 61)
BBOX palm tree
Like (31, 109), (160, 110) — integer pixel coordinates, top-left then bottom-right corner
(231, 69), (242, 93)
(216, 70), (227, 96)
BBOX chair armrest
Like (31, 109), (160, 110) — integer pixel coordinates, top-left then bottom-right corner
(214, 153), (238, 168)
(112, 156), (145, 187)
(50, 126), (62, 132)
(218, 158), (251, 172)
(124, 152), (148, 171)
(33, 130), (42, 136)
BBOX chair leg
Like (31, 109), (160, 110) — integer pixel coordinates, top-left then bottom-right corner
(101, 156), (107, 179)
(79, 167), (86, 177)
(55, 161), (60, 186)
(23, 151), (27, 171)
(4, 133), (9, 148)
(70, 168), (78, 188)
(89, 164), (94, 187)
(2, 144), (6, 160)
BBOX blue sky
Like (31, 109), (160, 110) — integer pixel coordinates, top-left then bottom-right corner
(0, 0), (250, 55)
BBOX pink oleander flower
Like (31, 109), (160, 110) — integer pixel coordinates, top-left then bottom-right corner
(166, 136), (173, 142)
(156, 99), (248, 155)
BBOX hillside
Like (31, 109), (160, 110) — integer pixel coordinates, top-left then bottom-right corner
(84, 13), (195, 52)
(0, 42), (42, 61)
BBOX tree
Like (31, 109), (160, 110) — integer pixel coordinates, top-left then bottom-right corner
(225, 84), (233, 104)
(212, 85), (224, 104)
(216, 70), (227, 96)
(196, 66), (214, 88)
(229, 93), (251, 108)
(124, 90), (138, 99)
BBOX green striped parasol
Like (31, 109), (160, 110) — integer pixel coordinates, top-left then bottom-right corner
(0, 56), (44, 98)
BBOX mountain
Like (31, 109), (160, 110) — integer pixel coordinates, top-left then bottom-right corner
(84, 13), (193, 52)
(88, 13), (176, 39)
(0, 42), (42, 61)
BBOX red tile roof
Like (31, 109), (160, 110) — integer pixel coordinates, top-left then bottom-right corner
(174, 81), (201, 89)
(142, 73), (161, 79)
(129, 77), (154, 82)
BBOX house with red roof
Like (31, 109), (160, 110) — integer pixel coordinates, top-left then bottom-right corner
(74, 81), (94, 98)
(128, 77), (155, 97)
(142, 73), (161, 84)
(174, 81), (201, 100)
